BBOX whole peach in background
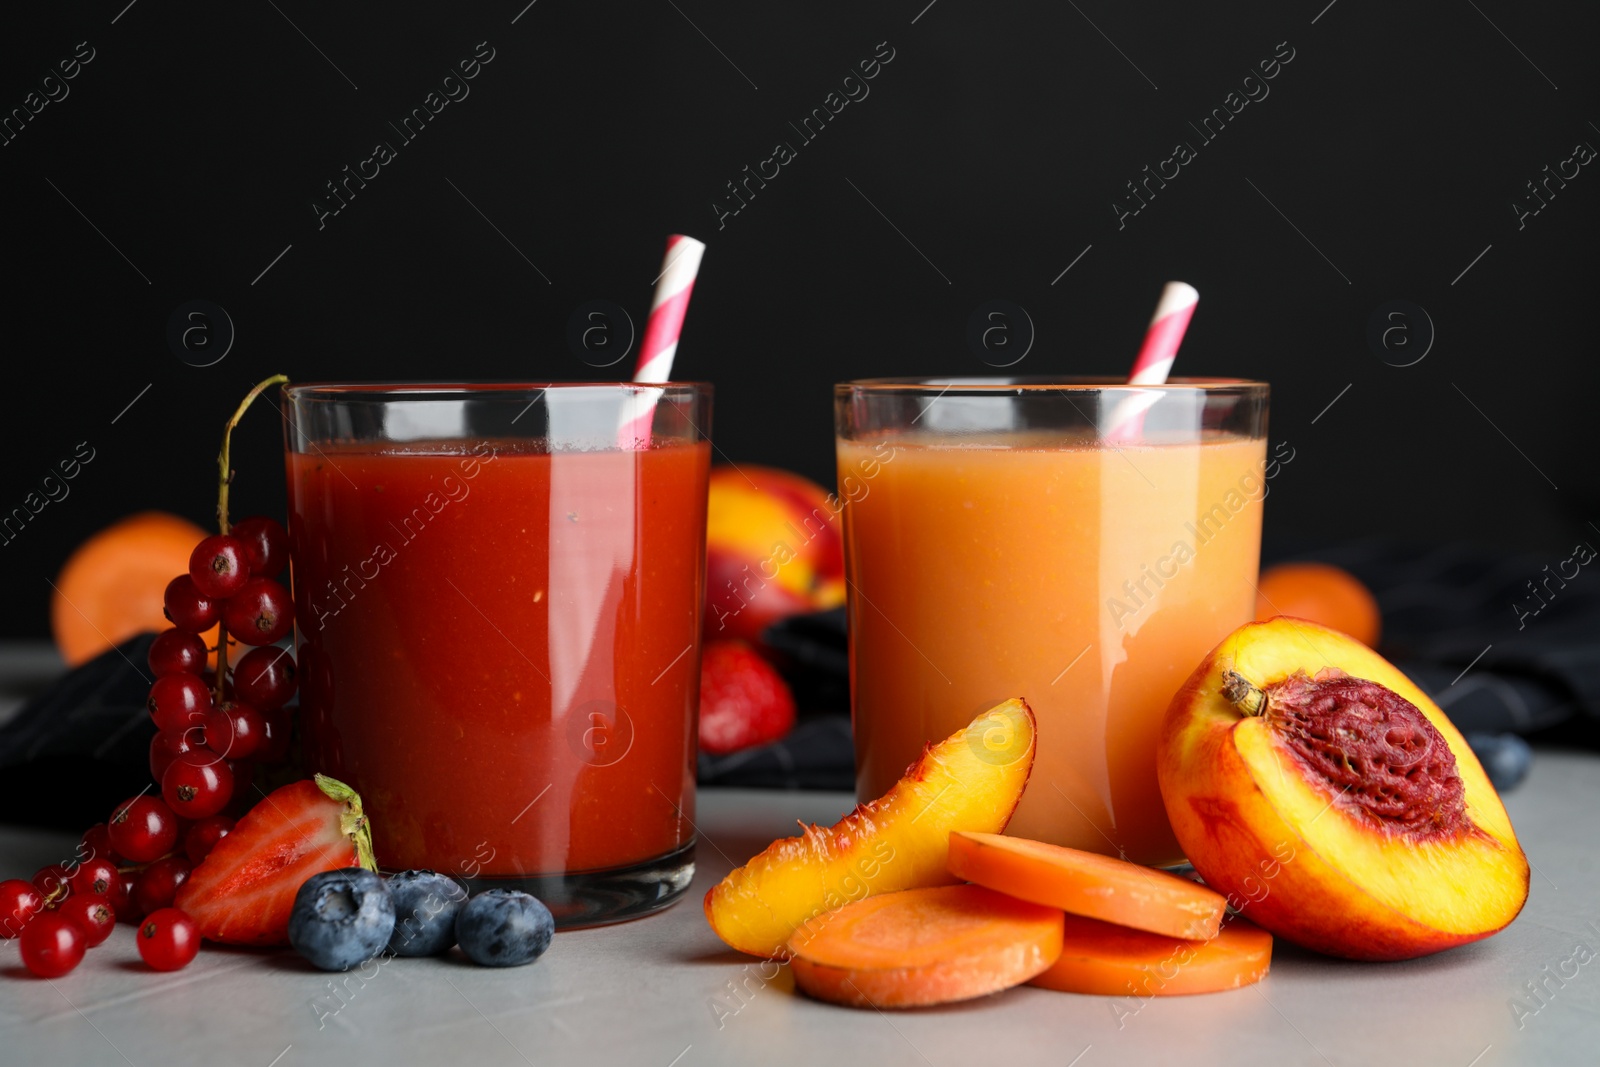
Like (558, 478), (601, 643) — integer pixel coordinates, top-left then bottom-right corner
(704, 465), (846, 643)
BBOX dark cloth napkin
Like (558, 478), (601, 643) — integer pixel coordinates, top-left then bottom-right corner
(1308, 539), (1600, 740)
(3, 542), (1595, 828)
(0, 634), (162, 829)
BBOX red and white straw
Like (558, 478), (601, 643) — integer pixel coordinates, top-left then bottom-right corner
(633, 235), (705, 383)
(1127, 282), (1198, 385)
(618, 234), (705, 447)
(1105, 282), (1198, 441)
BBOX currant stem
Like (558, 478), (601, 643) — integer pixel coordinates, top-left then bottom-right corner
(212, 373), (289, 706)
(216, 374), (289, 536)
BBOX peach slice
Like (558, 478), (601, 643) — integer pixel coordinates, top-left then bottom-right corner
(1158, 617), (1529, 961)
(705, 698), (1036, 958)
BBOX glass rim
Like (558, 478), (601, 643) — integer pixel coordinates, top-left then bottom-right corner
(835, 376), (1265, 395)
(283, 380), (713, 402)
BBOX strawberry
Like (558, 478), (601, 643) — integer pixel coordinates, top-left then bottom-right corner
(173, 774), (376, 947)
(698, 640), (797, 755)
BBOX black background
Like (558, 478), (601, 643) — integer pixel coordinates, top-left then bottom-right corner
(1, 0), (1595, 639)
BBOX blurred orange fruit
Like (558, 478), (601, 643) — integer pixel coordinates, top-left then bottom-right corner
(1254, 562), (1381, 648)
(51, 511), (212, 666)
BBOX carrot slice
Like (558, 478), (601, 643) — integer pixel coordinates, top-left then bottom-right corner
(1030, 914), (1273, 996)
(787, 885), (1064, 1009)
(52, 511), (213, 665)
(947, 831), (1227, 940)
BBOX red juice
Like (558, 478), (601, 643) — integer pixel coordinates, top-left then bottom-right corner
(286, 439), (710, 879)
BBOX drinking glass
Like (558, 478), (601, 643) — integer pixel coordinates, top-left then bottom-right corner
(284, 382), (712, 925)
(836, 377), (1268, 866)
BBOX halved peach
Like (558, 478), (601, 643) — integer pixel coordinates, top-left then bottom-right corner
(1158, 617), (1529, 961)
(705, 698), (1036, 959)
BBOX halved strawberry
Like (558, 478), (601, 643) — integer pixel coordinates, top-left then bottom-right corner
(174, 774), (375, 947)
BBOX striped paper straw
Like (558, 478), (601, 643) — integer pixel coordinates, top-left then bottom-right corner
(617, 234), (706, 447)
(1105, 282), (1198, 442)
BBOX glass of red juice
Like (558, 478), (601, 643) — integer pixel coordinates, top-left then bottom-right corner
(282, 382), (712, 927)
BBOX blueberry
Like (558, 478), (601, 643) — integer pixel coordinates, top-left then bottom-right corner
(455, 889), (554, 967)
(386, 870), (467, 957)
(288, 868), (395, 972)
(1467, 733), (1533, 793)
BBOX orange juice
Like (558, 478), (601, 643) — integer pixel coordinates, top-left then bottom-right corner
(839, 432), (1265, 866)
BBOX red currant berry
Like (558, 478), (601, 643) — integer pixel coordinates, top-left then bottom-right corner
(233, 645), (297, 710)
(132, 856), (192, 915)
(0, 878), (44, 939)
(111, 873), (138, 924)
(148, 628), (209, 677)
(183, 815), (234, 865)
(57, 895), (117, 947)
(137, 907), (200, 971)
(162, 750), (234, 820)
(163, 574), (221, 633)
(150, 729), (197, 783)
(79, 823), (119, 866)
(257, 708), (293, 764)
(189, 533), (251, 599)
(221, 578), (294, 645)
(19, 913), (85, 977)
(148, 672), (213, 733)
(31, 864), (72, 905)
(202, 702), (264, 760)
(67, 857), (120, 900)
(231, 515), (289, 578)
(108, 795), (180, 863)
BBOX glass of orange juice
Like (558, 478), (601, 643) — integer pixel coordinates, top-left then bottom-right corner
(835, 378), (1269, 867)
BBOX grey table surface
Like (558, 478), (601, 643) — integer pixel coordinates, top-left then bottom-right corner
(1, 752), (1597, 1066)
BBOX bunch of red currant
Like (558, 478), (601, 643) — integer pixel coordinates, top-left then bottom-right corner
(151, 514), (297, 820)
(1, 518), (299, 977)
(1, 374), (295, 977)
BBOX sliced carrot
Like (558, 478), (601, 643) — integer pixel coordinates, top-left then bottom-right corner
(1030, 914), (1272, 996)
(51, 511), (213, 665)
(787, 885), (1063, 1009)
(947, 831), (1227, 940)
